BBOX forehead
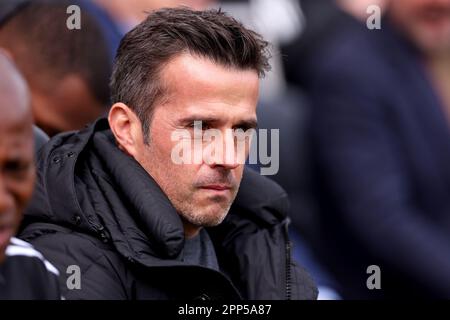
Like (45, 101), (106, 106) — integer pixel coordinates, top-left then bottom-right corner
(0, 59), (31, 125)
(158, 53), (260, 117)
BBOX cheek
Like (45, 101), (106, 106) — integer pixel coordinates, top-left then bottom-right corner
(143, 136), (198, 192)
(149, 123), (176, 158)
(234, 165), (245, 182)
(9, 172), (35, 214)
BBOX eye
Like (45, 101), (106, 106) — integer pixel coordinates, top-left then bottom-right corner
(233, 125), (255, 132)
(188, 121), (211, 131)
(3, 160), (31, 178)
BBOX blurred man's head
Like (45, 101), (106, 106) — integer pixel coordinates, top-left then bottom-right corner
(0, 0), (111, 136)
(388, 0), (450, 56)
(337, 0), (388, 20)
(94, 0), (214, 32)
(0, 52), (34, 264)
(109, 8), (270, 237)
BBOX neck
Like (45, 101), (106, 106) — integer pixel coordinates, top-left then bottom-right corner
(182, 220), (201, 239)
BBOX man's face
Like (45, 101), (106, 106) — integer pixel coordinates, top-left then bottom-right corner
(134, 54), (259, 234)
(0, 86), (34, 264)
(389, 0), (450, 56)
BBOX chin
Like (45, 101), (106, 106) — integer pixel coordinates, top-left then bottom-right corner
(184, 205), (230, 228)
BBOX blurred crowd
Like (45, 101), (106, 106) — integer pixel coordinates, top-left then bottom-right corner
(1, 0), (450, 300)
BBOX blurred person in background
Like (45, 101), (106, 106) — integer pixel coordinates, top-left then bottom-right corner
(0, 52), (60, 300)
(282, 0), (368, 90)
(280, 0), (381, 300)
(80, 0), (215, 61)
(93, 0), (214, 33)
(0, 0), (112, 137)
(307, 0), (450, 298)
(337, 0), (388, 20)
(75, 0), (123, 62)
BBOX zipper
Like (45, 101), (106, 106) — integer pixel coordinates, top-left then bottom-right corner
(283, 220), (292, 300)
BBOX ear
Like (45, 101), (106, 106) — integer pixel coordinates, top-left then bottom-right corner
(108, 103), (144, 157)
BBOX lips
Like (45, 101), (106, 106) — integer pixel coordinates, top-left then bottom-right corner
(200, 184), (232, 191)
(199, 184), (234, 198)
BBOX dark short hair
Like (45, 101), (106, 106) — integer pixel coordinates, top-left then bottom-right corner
(110, 7), (271, 143)
(0, 0), (111, 107)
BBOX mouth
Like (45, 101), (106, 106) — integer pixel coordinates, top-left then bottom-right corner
(200, 184), (232, 190)
(199, 184), (233, 196)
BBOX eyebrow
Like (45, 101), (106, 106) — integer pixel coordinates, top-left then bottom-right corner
(178, 115), (258, 129)
(234, 118), (258, 130)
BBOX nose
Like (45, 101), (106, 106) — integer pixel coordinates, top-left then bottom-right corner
(204, 129), (242, 170)
(0, 177), (15, 218)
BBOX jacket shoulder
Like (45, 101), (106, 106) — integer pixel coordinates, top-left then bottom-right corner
(19, 225), (129, 299)
(1, 238), (61, 300)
